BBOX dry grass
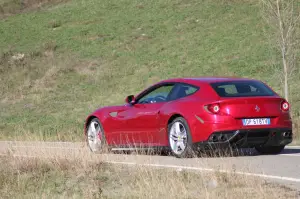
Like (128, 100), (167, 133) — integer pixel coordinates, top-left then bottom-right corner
(0, 155), (299, 199)
(293, 117), (300, 144)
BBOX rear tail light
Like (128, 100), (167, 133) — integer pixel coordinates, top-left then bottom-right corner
(206, 103), (220, 114)
(281, 101), (290, 111)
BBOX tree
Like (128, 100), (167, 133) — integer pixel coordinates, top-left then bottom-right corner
(261, 0), (300, 101)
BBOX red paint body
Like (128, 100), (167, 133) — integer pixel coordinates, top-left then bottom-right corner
(85, 77), (292, 147)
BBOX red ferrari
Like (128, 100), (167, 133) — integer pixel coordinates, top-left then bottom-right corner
(84, 77), (293, 158)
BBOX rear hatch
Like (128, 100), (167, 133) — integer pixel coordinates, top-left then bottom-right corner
(218, 97), (283, 118)
(210, 80), (288, 126)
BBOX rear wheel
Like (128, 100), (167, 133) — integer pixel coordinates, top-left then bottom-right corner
(255, 145), (285, 155)
(168, 117), (194, 158)
(87, 118), (108, 153)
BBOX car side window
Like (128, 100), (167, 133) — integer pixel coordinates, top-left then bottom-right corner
(137, 84), (175, 104)
(218, 85), (237, 95)
(185, 86), (198, 95)
(168, 84), (199, 100)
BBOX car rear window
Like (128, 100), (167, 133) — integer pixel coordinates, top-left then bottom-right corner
(210, 81), (276, 97)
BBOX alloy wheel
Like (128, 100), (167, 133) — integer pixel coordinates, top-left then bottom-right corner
(169, 121), (188, 155)
(87, 120), (102, 152)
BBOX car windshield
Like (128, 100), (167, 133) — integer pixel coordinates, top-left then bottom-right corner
(210, 80), (276, 97)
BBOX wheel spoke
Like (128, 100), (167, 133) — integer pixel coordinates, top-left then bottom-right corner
(173, 141), (178, 152)
(90, 122), (97, 133)
(176, 142), (182, 152)
(88, 134), (94, 141)
(170, 134), (178, 141)
(87, 127), (95, 140)
(171, 125), (176, 135)
(174, 122), (181, 135)
(178, 141), (185, 151)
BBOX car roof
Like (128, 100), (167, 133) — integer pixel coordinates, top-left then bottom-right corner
(158, 76), (257, 87)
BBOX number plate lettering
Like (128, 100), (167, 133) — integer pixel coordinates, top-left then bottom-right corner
(242, 118), (270, 126)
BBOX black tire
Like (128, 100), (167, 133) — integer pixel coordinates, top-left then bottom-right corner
(255, 145), (285, 155)
(167, 117), (194, 158)
(86, 118), (109, 153)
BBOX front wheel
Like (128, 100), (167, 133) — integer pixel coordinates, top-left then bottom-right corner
(255, 145), (285, 155)
(86, 118), (108, 153)
(168, 117), (194, 158)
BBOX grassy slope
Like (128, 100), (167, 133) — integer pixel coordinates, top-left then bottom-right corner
(0, 0), (299, 140)
(1, 156), (298, 198)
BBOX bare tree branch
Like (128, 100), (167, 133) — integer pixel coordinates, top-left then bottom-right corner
(260, 0), (300, 101)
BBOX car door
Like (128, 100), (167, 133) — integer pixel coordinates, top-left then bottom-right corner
(119, 84), (175, 146)
(103, 105), (132, 146)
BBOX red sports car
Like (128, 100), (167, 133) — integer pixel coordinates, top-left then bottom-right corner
(84, 77), (292, 158)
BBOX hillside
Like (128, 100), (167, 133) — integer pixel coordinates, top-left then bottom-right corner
(0, 0), (299, 141)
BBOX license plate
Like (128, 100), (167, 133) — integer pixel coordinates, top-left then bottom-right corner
(242, 118), (270, 126)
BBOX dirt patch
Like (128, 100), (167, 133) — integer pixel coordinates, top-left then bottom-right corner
(0, 0), (69, 19)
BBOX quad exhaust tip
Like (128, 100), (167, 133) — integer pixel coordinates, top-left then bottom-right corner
(212, 135), (218, 142)
(282, 132), (292, 137)
(210, 134), (230, 142)
(219, 135), (227, 142)
(209, 130), (292, 143)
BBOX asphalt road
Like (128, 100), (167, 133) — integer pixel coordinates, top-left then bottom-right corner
(1, 141), (300, 190)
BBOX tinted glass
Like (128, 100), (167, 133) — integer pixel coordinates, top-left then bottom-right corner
(210, 81), (276, 97)
(138, 84), (175, 104)
(168, 84), (199, 100)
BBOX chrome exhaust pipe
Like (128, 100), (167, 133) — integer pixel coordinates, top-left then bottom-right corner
(282, 132), (287, 137)
(219, 135), (227, 142)
(212, 135), (218, 142)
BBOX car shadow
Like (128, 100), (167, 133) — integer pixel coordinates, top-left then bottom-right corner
(280, 148), (300, 154)
(192, 148), (258, 158)
(193, 147), (300, 158)
(110, 147), (300, 158)
(111, 148), (258, 158)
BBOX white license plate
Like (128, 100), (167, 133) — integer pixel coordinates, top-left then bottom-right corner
(242, 118), (270, 126)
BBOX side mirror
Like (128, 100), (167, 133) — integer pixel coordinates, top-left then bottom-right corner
(125, 95), (135, 105)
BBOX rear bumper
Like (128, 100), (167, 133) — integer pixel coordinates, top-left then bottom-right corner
(193, 128), (293, 150)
